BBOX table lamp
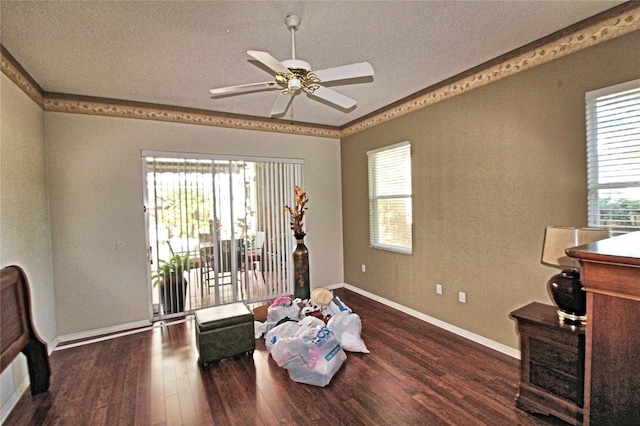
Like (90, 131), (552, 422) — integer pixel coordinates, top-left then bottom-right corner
(541, 226), (609, 324)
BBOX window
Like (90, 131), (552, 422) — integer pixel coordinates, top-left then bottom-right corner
(586, 79), (640, 236)
(367, 141), (412, 254)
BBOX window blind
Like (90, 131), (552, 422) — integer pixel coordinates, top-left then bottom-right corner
(586, 79), (640, 236)
(367, 141), (412, 254)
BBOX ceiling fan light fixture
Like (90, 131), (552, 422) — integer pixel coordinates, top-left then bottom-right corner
(288, 78), (302, 91)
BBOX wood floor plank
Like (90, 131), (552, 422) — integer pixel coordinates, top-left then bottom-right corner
(4, 289), (567, 425)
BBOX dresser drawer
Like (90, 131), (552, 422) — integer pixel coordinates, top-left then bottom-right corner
(519, 320), (581, 348)
(530, 338), (579, 377)
(530, 361), (581, 405)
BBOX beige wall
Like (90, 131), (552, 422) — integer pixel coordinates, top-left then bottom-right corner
(0, 74), (56, 415)
(341, 31), (640, 349)
(44, 112), (344, 335)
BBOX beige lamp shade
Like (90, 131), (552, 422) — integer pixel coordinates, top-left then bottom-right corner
(541, 226), (609, 269)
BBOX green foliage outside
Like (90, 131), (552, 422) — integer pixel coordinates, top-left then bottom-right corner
(151, 253), (195, 287)
(155, 186), (213, 239)
(598, 198), (640, 234)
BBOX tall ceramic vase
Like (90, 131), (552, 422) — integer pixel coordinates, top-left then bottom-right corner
(293, 233), (310, 300)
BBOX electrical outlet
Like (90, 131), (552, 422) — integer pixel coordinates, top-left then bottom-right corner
(361, 264), (366, 272)
(458, 291), (466, 303)
(436, 284), (443, 295)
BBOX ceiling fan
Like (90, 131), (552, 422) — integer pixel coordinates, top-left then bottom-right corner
(209, 14), (374, 117)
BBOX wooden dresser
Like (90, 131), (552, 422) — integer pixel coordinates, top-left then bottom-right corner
(566, 231), (640, 426)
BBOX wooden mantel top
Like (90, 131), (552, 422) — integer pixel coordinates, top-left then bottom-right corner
(566, 231), (640, 267)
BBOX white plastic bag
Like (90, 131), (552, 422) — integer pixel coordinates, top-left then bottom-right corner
(327, 312), (369, 353)
(296, 315), (325, 330)
(268, 317), (324, 359)
(270, 321), (346, 387)
(267, 297), (301, 323)
(254, 321), (266, 338)
(323, 295), (352, 317)
(265, 320), (301, 354)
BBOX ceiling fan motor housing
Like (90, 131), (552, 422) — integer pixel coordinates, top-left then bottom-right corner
(281, 59), (311, 72)
(280, 59), (314, 92)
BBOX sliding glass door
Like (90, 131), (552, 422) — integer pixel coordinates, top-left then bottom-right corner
(143, 152), (303, 320)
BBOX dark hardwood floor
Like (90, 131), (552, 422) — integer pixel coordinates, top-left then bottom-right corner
(6, 289), (568, 425)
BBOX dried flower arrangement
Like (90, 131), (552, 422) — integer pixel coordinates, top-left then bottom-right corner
(285, 186), (309, 238)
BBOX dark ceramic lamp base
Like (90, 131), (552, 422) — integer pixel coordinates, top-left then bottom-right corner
(547, 268), (587, 325)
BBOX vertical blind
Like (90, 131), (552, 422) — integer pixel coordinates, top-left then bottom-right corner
(254, 161), (304, 296)
(586, 79), (640, 236)
(367, 141), (412, 254)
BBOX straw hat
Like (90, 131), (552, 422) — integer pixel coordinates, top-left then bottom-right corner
(310, 288), (334, 307)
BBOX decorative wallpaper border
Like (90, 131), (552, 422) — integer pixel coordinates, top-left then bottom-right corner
(2, 4), (638, 140)
(43, 96), (342, 139)
(1, 48), (44, 108)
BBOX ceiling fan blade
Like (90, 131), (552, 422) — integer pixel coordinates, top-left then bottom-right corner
(209, 81), (278, 97)
(247, 50), (291, 75)
(270, 92), (294, 117)
(309, 86), (357, 109)
(313, 62), (374, 83)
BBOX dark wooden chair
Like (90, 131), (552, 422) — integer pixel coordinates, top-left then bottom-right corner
(200, 239), (242, 287)
(243, 231), (265, 280)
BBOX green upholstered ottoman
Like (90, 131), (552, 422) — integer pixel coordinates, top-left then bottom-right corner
(195, 302), (255, 366)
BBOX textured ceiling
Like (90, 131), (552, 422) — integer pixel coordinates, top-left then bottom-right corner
(0, 1), (625, 128)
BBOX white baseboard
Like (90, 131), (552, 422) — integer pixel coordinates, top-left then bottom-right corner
(55, 319), (152, 350)
(0, 372), (29, 425)
(338, 283), (520, 359)
(51, 285), (520, 361)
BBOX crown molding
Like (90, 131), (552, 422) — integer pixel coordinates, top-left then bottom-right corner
(43, 93), (342, 139)
(1, 45), (44, 108)
(2, 3), (638, 140)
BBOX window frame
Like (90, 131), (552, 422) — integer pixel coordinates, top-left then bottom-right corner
(367, 141), (413, 254)
(585, 79), (640, 236)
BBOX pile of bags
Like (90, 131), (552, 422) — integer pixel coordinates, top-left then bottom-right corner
(255, 290), (369, 387)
